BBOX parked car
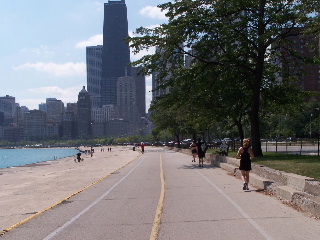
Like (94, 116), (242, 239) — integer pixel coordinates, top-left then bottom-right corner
(167, 141), (175, 147)
(287, 137), (297, 142)
(181, 139), (192, 149)
(222, 138), (233, 144)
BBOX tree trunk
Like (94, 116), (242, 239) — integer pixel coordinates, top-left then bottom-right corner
(174, 132), (181, 148)
(236, 121), (244, 142)
(250, 108), (263, 157)
(250, 62), (264, 157)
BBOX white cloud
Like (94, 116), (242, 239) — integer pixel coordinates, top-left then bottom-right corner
(18, 98), (44, 110)
(21, 85), (83, 110)
(130, 47), (156, 62)
(22, 45), (54, 55)
(75, 34), (103, 48)
(13, 62), (86, 77)
(27, 86), (80, 96)
(140, 6), (168, 20)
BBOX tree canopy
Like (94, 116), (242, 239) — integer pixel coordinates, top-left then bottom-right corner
(129, 0), (320, 156)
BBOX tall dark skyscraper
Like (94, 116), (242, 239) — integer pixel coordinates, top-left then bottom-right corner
(100, 0), (131, 106)
(86, 0), (147, 137)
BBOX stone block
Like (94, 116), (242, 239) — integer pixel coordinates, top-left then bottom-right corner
(283, 172), (314, 192)
(305, 180), (320, 197)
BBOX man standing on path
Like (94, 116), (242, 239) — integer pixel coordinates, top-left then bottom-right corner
(141, 142), (145, 153)
(197, 138), (206, 167)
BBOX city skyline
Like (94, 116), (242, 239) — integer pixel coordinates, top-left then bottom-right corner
(1, 0), (168, 111)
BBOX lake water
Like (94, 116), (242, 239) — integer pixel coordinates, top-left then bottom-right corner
(0, 148), (80, 169)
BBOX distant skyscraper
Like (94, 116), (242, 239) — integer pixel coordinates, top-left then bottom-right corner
(85, 0), (147, 137)
(46, 98), (64, 122)
(100, 0), (131, 106)
(77, 86), (92, 139)
(279, 27), (320, 98)
(24, 110), (46, 140)
(86, 45), (103, 108)
(131, 67), (146, 118)
(62, 112), (76, 139)
(0, 95), (16, 126)
(66, 103), (78, 115)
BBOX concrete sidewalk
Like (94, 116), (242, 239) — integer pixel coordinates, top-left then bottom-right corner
(172, 147), (320, 218)
(0, 146), (140, 233)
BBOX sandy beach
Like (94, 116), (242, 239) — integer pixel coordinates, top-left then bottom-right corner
(0, 146), (141, 232)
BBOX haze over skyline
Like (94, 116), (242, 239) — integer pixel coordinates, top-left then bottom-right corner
(1, 0), (168, 111)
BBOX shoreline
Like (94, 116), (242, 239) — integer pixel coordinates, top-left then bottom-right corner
(0, 147), (82, 170)
(0, 145), (141, 231)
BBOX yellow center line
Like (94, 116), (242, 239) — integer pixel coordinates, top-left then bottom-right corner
(150, 153), (166, 240)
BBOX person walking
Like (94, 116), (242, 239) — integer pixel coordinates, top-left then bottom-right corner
(237, 139), (254, 190)
(189, 140), (197, 162)
(141, 142), (145, 153)
(197, 138), (206, 167)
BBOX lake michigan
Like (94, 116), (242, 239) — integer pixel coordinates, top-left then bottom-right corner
(0, 148), (80, 169)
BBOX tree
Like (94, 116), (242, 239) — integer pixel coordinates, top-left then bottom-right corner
(129, 0), (320, 156)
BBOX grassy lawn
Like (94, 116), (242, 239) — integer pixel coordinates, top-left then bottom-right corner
(208, 149), (320, 181)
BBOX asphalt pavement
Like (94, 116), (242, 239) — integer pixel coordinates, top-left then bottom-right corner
(1, 147), (320, 240)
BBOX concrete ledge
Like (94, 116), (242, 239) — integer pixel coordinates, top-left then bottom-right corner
(305, 180), (320, 197)
(218, 162), (237, 174)
(283, 172), (314, 192)
(276, 185), (301, 202)
(292, 192), (320, 218)
(251, 165), (287, 186)
(249, 173), (274, 190)
(276, 185), (320, 218)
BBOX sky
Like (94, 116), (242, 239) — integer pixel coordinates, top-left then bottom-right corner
(0, 0), (169, 111)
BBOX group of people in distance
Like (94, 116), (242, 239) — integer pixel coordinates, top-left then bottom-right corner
(189, 139), (207, 167)
(190, 138), (254, 191)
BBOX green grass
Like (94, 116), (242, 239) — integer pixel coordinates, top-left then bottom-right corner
(208, 149), (320, 181)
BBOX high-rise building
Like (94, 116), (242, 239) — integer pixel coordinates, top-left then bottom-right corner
(131, 67), (146, 118)
(100, 0), (131, 106)
(77, 86), (92, 139)
(62, 112), (76, 139)
(46, 98), (64, 122)
(3, 125), (24, 142)
(86, 45), (103, 108)
(85, 0), (147, 137)
(0, 95), (16, 126)
(24, 110), (46, 140)
(66, 103), (78, 115)
(278, 27), (320, 98)
(39, 103), (47, 112)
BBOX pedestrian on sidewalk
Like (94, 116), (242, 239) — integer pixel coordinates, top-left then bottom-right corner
(190, 140), (197, 162)
(141, 142), (145, 153)
(237, 139), (254, 190)
(197, 138), (206, 167)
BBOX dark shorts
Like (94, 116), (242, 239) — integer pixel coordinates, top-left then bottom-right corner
(191, 149), (197, 154)
(198, 152), (205, 158)
(239, 160), (251, 171)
